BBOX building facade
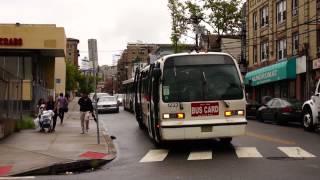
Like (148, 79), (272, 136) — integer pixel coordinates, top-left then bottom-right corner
(0, 23), (66, 138)
(244, 0), (319, 102)
(66, 38), (80, 67)
(116, 43), (157, 92)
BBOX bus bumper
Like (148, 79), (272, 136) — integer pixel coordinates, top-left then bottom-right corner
(160, 119), (247, 140)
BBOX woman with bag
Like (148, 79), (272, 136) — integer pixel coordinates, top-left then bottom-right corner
(57, 93), (68, 124)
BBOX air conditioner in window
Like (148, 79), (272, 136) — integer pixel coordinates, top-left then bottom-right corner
(293, 49), (297, 55)
(292, 8), (298, 16)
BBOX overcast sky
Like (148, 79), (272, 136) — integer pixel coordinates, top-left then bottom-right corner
(1, 0), (172, 65)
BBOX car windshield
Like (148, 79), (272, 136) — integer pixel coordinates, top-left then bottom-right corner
(100, 97), (116, 102)
(162, 55), (243, 102)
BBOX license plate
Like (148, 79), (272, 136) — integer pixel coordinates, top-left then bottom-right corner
(201, 126), (212, 132)
(191, 102), (219, 117)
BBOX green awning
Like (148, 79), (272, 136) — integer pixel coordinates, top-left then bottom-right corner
(244, 58), (296, 86)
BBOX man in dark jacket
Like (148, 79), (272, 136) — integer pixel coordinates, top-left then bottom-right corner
(78, 92), (94, 134)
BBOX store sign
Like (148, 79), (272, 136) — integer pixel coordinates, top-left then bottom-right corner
(245, 58), (296, 86)
(252, 70), (278, 82)
(0, 38), (23, 46)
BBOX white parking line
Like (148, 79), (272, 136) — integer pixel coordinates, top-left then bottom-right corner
(139, 149), (169, 162)
(278, 147), (316, 158)
(187, 150), (212, 160)
(235, 147), (263, 158)
(0, 177), (35, 179)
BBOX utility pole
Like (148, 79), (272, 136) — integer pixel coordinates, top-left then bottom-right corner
(305, 43), (312, 99)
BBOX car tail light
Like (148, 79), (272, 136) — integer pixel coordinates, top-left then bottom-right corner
(282, 106), (292, 113)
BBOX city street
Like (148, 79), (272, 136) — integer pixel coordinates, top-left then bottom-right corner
(38, 107), (320, 180)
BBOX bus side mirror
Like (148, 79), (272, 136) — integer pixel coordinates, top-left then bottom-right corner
(153, 68), (161, 79)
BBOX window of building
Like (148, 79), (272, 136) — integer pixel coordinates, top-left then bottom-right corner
(260, 41), (269, 61)
(292, 0), (298, 16)
(277, 39), (287, 60)
(253, 46), (258, 64)
(253, 12), (257, 31)
(260, 6), (268, 27)
(277, 0), (286, 24)
(292, 33), (299, 56)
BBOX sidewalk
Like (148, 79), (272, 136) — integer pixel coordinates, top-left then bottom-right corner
(0, 97), (116, 176)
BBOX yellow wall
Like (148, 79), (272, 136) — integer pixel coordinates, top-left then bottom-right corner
(55, 57), (66, 96)
(0, 24), (66, 52)
(0, 24), (67, 100)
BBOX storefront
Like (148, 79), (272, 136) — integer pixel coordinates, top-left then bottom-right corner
(0, 24), (66, 138)
(244, 57), (306, 103)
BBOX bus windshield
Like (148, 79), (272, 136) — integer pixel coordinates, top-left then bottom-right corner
(162, 55), (243, 102)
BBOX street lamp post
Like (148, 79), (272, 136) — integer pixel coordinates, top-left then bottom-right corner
(111, 75), (115, 95)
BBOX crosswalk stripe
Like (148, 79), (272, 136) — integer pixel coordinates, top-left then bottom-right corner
(235, 147), (263, 158)
(187, 150), (212, 160)
(139, 149), (169, 162)
(278, 147), (316, 158)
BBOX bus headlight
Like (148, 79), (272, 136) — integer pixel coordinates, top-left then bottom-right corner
(163, 114), (170, 119)
(163, 113), (185, 119)
(225, 110), (244, 117)
(237, 110), (244, 116)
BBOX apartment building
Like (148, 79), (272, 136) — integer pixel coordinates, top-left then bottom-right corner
(244, 0), (320, 102)
(66, 38), (80, 67)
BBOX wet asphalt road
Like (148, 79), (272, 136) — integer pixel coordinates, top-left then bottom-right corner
(39, 107), (320, 180)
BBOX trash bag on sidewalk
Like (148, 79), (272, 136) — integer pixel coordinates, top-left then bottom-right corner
(34, 117), (40, 131)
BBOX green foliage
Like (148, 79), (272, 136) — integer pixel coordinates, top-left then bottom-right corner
(66, 61), (81, 91)
(15, 116), (35, 131)
(167, 0), (242, 47)
(77, 74), (95, 94)
(204, 0), (242, 35)
(168, 0), (188, 52)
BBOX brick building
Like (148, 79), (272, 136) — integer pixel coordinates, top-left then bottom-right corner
(244, 0), (320, 102)
(66, 38), (80, 67)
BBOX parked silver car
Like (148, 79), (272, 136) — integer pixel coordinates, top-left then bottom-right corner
(97, 96), (119, 113)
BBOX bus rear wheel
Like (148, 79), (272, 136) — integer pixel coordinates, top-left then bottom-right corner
(220, 137), (232, 144)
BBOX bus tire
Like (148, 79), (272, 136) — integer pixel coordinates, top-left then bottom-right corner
(220, 137), (232, 144)
(151, 111), (162, 147)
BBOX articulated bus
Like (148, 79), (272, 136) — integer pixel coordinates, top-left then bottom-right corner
(122, 78), (135, 112)
(133, 52), (247, 145)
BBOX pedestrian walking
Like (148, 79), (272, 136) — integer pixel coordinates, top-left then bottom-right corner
(46, 95), (57, 133)
(57, 93), (68, 124)
(78, 92), (94, 134)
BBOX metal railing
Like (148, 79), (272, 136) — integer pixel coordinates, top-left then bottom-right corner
(0, 67), (22, 121)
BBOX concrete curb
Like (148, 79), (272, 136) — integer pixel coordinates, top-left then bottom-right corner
(14, 158), (113, 176)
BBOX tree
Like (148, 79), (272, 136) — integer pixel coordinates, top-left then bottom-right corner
(77, 73), (94, 94)
(167, 0), (242, 47)
(204, 0), (242, 35)
(168, 0), (188, 52)
(65, 61), (80, 91)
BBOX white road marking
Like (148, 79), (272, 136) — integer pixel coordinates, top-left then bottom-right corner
(278, 147), (316, 158)
(187, 150), (212, 160)
(139, 149), (169, 162)
(235, 147), (263, 158)
(0, 177), (35, 179)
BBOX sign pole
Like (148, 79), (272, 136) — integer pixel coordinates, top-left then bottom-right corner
(88, 39), (100, 144)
